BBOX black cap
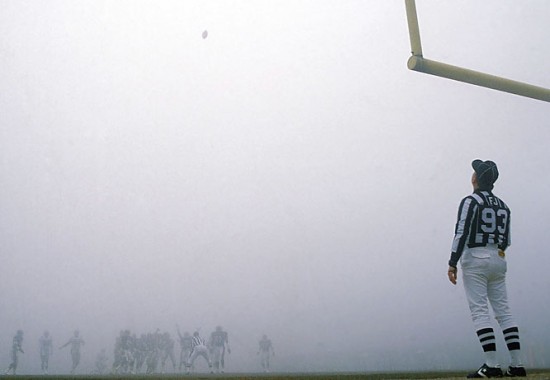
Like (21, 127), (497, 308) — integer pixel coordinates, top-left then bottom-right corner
(472, 159), (499, 189)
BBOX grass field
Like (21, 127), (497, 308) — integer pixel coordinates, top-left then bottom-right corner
(2, 370), (550, 380)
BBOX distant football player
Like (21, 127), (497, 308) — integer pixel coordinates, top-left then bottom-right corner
(160, 332), (176, 373)
(176, 326), (193, 371)
(112, 329), (135, 374)
(258, 334), (274, 372)
(209, 326), (231, 373)
(4, 330), (24, 375)
(60, 330), (85, 374)
(39, 330), (53, 374)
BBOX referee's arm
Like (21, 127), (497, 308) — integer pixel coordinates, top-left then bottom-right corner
(448, 197), (476, 284)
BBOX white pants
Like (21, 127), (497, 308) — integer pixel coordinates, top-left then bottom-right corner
(260, 351), (271, 368)
(211, 346), (224, 368)
(461, 245), (516, 331)
(187, 345), (212, 369)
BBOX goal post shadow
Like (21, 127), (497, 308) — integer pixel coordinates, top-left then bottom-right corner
(405, 0), (550, 103)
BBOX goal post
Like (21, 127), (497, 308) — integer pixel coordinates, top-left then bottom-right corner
(404, 0), (550, 103)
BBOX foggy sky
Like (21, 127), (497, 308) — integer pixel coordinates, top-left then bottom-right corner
(1, 0), (549, 374)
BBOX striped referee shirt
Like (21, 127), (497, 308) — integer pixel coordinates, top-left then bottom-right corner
(191, 335), (206, 349)
(449, 190), (511, 267)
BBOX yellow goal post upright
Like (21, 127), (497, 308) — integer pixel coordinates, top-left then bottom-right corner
(405, 0), (550, 103)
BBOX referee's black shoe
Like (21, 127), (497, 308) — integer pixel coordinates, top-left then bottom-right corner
(467, 363), (503, 378)
(505, 366), (527, 377)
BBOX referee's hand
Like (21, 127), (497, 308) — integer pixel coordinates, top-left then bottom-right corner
(447, 266), (458, 285)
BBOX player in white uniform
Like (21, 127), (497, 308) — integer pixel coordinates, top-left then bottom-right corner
(258, 334), (274, 372)
(209, 326), (231, 373)
(448, 160), (526, 378)
(60, 330), (85, 374)
(39, 330), (53, 374)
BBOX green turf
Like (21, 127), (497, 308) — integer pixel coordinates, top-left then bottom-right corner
(2, 370), (550, 380)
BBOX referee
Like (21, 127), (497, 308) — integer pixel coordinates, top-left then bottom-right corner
(447, 159), (526, 378)
(185, 331), (213, 374)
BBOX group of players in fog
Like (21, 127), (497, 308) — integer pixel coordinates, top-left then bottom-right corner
(3, 326), (275, 375)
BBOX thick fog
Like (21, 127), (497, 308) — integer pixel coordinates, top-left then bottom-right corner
(1, 0), (549, 375)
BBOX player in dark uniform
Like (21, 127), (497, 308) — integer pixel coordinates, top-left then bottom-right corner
(145, 330), (162, 374)
(258, 334), (274, 372)
(134, 333), (148, 373)
(209, 326), (230, 373)
(4, 330), (24, 375)
(448, 160), (526, 378)
(177, 326), (193, 371)
(112, 329), (135, 374)
(160, 332), (176, 373)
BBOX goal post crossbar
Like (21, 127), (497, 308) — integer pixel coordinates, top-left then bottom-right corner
(404, 0), (550, 103)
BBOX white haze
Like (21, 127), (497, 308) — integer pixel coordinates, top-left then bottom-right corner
(1, 0), (549, 374)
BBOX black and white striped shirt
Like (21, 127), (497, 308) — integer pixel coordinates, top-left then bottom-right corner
(449, 190), (511, 267)
(191, 335), (206, 349)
